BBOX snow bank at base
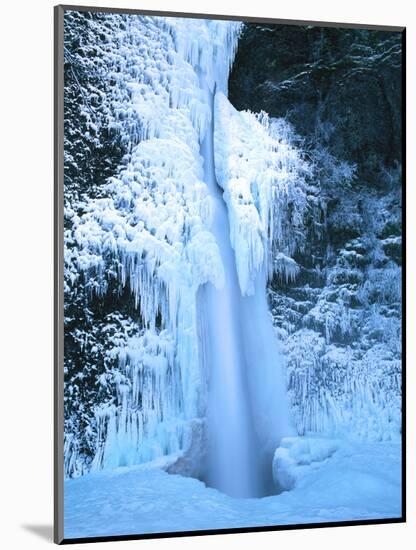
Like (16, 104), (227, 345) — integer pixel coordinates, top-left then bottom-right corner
(64, 440), (401, 539)
(273, 436), (339, 490)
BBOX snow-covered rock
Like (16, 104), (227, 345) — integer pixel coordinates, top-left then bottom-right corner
(273, 436), (339, 491)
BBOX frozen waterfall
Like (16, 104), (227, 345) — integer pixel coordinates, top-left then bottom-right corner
(67, 16), (301, 492)
(197, 69), (293, 497)
(197, 71), (261, 498)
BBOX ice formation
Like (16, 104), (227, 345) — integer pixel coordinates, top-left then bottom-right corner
(214, 93), (312, 295)
(272, 436), (339, 490)
(65, 14), (245, 476)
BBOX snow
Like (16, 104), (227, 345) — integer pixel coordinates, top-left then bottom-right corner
(273, 436), (339, 490)
(64, 439), (401, 539)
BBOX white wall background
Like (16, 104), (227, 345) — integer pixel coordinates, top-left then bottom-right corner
(0, 0), (412, 548)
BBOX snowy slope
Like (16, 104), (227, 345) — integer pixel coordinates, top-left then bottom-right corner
(64, 438), (401, 538)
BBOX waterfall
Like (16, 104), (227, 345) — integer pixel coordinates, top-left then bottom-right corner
(66, 15), (299, 487)
(197, 67), (293, 497)
(197, 71), (261, 498)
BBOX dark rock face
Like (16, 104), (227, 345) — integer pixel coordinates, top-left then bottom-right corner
(230, 24), (403, 438)
(63, 11), (141, 476)
(229, 25), (402, 184)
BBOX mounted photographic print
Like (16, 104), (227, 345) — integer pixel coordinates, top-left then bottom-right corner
(54, 4), (405, 544)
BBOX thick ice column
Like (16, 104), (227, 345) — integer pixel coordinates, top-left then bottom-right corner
(197, 70), (261, 497)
